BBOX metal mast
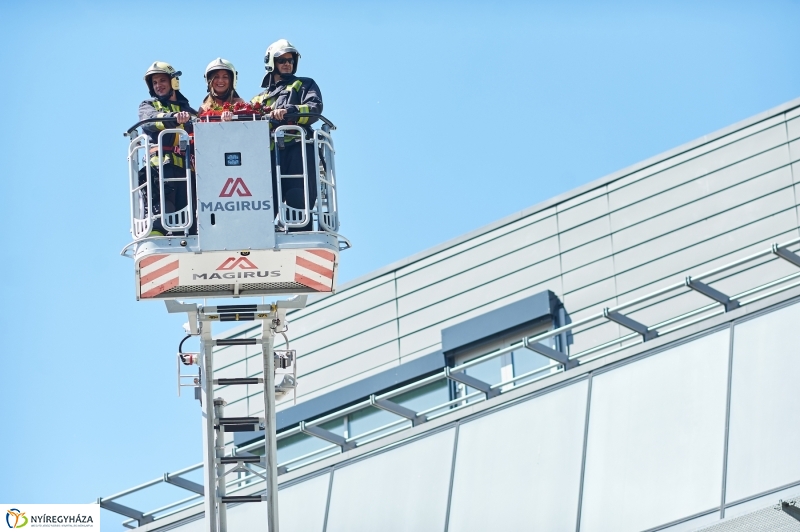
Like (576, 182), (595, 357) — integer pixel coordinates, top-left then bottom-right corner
(168, 296), (306, 532)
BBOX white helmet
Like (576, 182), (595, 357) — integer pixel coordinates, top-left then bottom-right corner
(204, 58), (238, 90)
(264, 39), (300, 76)
(144, 61), (181, 97)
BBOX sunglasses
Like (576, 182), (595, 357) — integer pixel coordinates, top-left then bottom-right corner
(275, 57), (295, 65)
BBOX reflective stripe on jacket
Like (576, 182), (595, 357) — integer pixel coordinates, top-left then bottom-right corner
(251, 75), (323, 133)
(138, 94), (196, 167)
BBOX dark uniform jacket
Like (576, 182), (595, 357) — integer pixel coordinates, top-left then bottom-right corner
(138, 91), (196, 168)
(251, 75), (323, 133)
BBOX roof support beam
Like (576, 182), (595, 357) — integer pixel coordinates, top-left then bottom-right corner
(523, 337), (577, 370)
(781, 500), (800, 522)
(163, 473), (204, 495)
(300, 421), (355, 451)
(604, 308), (658, 342)
(685, 277), (740, 312)
(98, 499), (153, 525)
(371, 395), (426, 426)
(445, 367), (500, 399)
(773, 244), (800, 268)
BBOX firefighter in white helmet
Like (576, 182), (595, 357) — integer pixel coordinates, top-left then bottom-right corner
(252, 39), (323, 232)
(138, 61), (197, 235)
(199, 58), (245, 121)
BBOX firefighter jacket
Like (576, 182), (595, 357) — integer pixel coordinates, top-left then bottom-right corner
(138, 92), (197, 169)
(251, 75), (323, 135)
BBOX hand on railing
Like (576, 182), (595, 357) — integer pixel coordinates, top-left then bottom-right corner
(125, 114), (335, 137)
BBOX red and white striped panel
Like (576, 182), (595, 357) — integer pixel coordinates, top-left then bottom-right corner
(138, 254), (180, 298)
(294, 249), (336, 292)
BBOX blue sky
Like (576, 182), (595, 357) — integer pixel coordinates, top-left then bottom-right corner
(0, 0), (798, 529)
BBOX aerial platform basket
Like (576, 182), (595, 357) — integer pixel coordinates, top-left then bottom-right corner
(121, 113), (349, 300)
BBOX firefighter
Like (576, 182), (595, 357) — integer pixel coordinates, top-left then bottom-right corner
(252, 39), (323, 232)
(138, 62), (197, 235)
(198, 58), (245, 121)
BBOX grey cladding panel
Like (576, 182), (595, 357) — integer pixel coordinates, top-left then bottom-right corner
(559, 216), (611, 252)
(440, 290), (555, 355)
(612, 166), (794, 255)
(608, 124), (788, 211)
(613, 186), (796, 275)
(790, 140), (800, 168)
(615, 210), (799, 295)
(399, 280), (561, 358)
(557, 194), (609, 232)
(396, 215), (559, 298)
(562, 256), (615, 294)
(289, 279), (396, 341)
(396, 236), (560, 318)
(609, 146), (790, 234)
(560, 236), (613, 273)
(297, 322), (399, 380)
(291, 301), (397, 365)
(397, 257), (562, 337)
(562, 277), (617, 316)
(788, 116), (800, 142)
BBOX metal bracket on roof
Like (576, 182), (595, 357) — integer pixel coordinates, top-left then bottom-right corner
(685, 277), (740, 312)
(445, 367), (500, 399)
(603, 308), (658, 342)
(163, 473), (204, 495)
(773, 244), (800, 268)
(370, 395), (426, 427)
(97, 498), (154, 525)
(523, 337), (577, 370)
(780, 500), (800, 522)
(300, 421), (355, 451)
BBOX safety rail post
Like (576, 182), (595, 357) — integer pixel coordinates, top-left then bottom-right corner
(157, 129), (194, 233)
(445, 367), (500, 399)
(773, 244), (800, 268)
(128, 134), (153, 240)
(273, 125), (311, 229)
(315, 127), (339, 232)
(685, 276), (741, 312)
(97, 498), (153, 526)
(300, 420), (356, 451)
(370, 394), (426, 427)
(603, 308), (658, 342)
(522, 337), (577, 369)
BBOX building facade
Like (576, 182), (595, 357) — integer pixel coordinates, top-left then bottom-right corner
(101, 97), (800, 531)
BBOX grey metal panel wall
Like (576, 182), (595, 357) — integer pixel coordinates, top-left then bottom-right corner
(218, 100), (800, 418)
(159, 297), (800, 532)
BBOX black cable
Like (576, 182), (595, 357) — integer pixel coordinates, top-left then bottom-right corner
(178, 334), (191, 354)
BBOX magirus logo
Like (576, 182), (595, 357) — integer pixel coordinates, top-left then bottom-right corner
(219, 178), (252, 197)
(200, 178), (270, 213)
(191, 257), (281, 280)
(216, 257), (258, 270)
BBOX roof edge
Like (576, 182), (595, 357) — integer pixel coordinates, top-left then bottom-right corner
(322, 96), (800, 300)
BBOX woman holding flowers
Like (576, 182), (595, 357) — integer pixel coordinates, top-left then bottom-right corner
(198, 58), (246, 121)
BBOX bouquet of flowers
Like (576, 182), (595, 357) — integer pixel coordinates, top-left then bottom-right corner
(198, 101), (271, 118)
